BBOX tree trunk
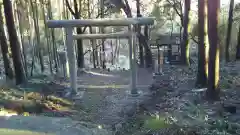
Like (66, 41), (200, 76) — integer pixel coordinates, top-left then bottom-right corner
(206, 0), (220, 100)
(48, 0), (59, 72)
(15, 2), (28, 77)
(236, 25), (240, 60)
(74, 1), (84, 69)
(65, 0), (85, 68)
(3, 0), (26, 84)
(138, 41), (144, 67)
(89, 27), (96, 68)
(76, 27), (84, 68)
(87, 0), (96, 68)
(110, 40), (114, 65)
(30, 0), (45, 72)
(65, 0), (110, 68)
(121, 0), (152, 68)
(143, 25), (152, 68)
(100, 0), (106, 69)
(114, 39), (120, 64)
(179, 26), (183, 42)
(225, 0), (234, 62)
(0, 4), (14, 79)
(40, 0), (53, 74)
(27, 2), (36, 76)
(136, 0), (144, 67)
(196, 0), (208, 88)
(180, 0), (191, 66)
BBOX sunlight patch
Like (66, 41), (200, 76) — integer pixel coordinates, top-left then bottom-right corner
(0, 128), (54, 135)
(85, 71), (115, 77)
(0, 109), (17, 117)
(78, 84), (128, 89)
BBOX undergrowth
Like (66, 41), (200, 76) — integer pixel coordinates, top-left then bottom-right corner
(0, 84), (74, 117)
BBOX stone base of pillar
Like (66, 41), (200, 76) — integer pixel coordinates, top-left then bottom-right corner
(126, 90), (142, 97)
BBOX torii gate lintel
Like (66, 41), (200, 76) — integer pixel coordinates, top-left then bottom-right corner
(46, 17), (155, 96)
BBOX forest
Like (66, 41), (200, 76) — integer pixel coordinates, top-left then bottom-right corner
(0, 0), (240, 135)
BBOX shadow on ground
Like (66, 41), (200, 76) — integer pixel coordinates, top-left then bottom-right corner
(0, 68), (154, 135)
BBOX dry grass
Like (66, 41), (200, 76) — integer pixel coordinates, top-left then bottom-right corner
(0, 85), (74, 117)
(0, 128), (54, 135)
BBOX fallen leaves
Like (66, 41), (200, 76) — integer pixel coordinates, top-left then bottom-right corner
(124, 62), (240, 135)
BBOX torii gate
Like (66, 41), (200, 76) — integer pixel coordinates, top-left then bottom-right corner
(46, 17), (155, 96)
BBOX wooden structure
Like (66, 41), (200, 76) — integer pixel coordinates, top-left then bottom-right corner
(154, 33), (181, 65)
(57, 50), (68, 77)
(46, 17), (155, 96)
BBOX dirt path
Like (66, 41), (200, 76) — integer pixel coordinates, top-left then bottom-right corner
(0, 67), (154, 134)
(0, 116), (110, 135)
(52, 68), (154, 129)
(76, 68), (153, 125)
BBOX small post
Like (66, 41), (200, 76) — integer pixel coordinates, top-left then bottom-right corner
(168, 44), (172, 63)
(58, 50), (68, 77)
(132, 31), (137, 95)
(65, 27), (77, 94)
(128, 25), (133, 76)
(157, 45), (160, 73)
(116, 38), (120, 64)
(159, 47), (164, 73)
(128, 25), (138, 95)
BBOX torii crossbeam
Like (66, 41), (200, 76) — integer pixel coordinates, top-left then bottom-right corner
(46, 17), (155, 96)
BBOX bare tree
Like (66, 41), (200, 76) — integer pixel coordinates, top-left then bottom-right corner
(136, 0), (144, 67)
(87, 0), (97, 68)
(0, 3), (14, 79)
(65, 0), (84, 68)
(236, 25), (240, 60)
(108, 0), (153, 67)
(166, 0), (184, 39)
(65, 0), (110, 68)
(181, 0), (191, 66)
(3, 0), (26, 84)
(30, 0), (45, 72)
(40, 0), (53, 73)
(100, 0), (106, 69)
(15, 1), (28, 77)
(236, 4), (240, 60)
(225, 0), (234, 62)
(206, 0), (220, 100)
(47, 0), (59, 72)
(196, 0), (208, 87)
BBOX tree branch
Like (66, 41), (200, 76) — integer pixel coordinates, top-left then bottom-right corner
(166, 0), (183, 26)
(73, 0), (78, 15)
(84, 44), (102, 55)
(65, 0), (75, 15)
(82, 8), (110, 33)
(178, 0), (183, 17)
(189, 33), (199, 44)
(179, 1), (184, 25)
(123, 0), (132, 17)
(166, 0), (180, 16)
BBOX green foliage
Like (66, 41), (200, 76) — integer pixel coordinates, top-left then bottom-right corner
(149, 0), (182, 40)
(0, 83), (74, 116)
(143, 115), (170, 130)
(0, 128), (50, 135)
(220, 78), (232, 89)
(190, 5), (240, 60)
(46, 95), (72, 106)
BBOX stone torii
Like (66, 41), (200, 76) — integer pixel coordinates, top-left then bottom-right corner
(46, 17), (155, 96)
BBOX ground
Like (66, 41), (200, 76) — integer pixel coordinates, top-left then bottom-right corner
(0, 67), (153, 135)
(1, 61), (240, 135)
(118, 62), (240, 135)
